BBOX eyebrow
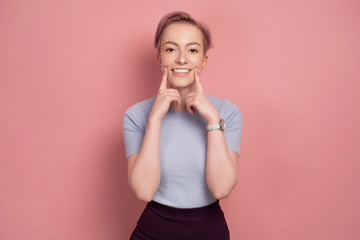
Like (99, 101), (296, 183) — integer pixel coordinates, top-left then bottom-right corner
(163, 41), (201, 47)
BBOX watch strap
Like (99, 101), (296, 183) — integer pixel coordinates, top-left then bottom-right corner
(206, 119), (226, 132)
(206, 123), (221, 132)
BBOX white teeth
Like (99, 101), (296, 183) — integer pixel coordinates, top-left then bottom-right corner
(173, 68), (190, 73)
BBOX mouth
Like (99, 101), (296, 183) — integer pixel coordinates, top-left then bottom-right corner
(171, 68), (192, 74)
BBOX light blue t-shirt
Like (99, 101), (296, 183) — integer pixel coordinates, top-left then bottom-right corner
(123, 94), (242, 208)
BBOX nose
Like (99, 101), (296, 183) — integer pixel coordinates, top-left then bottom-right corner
(176, 50), (187, 64)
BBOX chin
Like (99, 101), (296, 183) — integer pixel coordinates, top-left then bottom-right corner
(169, 80), (194, 89)
(168, 75), (194, 89)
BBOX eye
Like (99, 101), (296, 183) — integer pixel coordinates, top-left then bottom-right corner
(165, 48), (175, 52)
(189, 48), (198, 53)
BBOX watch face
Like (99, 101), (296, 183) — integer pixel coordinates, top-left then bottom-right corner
(220, 119), (226, 131)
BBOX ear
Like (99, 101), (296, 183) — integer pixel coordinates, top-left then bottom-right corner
(202, 55), (208, 69)
(156, 53), (161, 67)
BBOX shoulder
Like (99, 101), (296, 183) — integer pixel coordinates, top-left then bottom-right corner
(207, 93), (242, 116)
(124, 97), (155, 118)
(207, 93), (242, 128)
(123, 97), (155, 129)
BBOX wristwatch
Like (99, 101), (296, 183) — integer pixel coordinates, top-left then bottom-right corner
(206, 119), (226, 132)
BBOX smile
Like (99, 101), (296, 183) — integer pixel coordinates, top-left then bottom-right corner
(172, 68), (191, 73)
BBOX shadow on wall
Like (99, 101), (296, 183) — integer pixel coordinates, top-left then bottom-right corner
(103, 132), (144, 237)
(127, 34), (162, 102)
(106, 37), (161, 237)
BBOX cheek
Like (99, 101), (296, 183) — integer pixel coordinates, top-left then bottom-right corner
(159, 53), (173, 66)
(189, 56), (204, 67)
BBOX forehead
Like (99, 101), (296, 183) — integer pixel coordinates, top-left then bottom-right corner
(161, 23), (203, 46)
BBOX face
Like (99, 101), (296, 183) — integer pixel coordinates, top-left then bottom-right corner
(157, 23), (208, 89)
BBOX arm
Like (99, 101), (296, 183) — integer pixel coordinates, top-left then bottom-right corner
(127, 118), (162, 202)
(206, 125), (239, 199)
(185, 69), (239, 199)
(127, 67), (181, 202)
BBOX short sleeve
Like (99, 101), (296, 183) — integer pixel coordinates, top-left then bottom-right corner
(223, 103), (243, 155)
(122, 103), (146, 158)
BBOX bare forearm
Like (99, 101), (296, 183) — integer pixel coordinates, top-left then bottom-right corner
(127, 67), (182, 202)
(128, 118), (161, 201)
(206, 130), (237, 199)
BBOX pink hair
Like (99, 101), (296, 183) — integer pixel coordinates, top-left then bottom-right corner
(154, 11), (212, 55)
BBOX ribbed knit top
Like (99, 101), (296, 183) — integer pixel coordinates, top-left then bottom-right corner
(123, 94), (242, 208)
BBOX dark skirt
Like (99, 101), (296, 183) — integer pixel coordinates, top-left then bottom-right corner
(129, 200), (230, 240)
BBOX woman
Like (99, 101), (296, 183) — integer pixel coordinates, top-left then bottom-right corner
(123, 11), (242, 240)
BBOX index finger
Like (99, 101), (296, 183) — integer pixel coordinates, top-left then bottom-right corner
(159, 67), (168, 90)
(194, 68), (204, 92)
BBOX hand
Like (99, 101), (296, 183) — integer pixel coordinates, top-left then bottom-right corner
(185, 68), (220, 124)
(148, 67), (181, 121)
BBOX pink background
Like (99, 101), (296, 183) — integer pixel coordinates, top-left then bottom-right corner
(1, 0), (359, 239)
